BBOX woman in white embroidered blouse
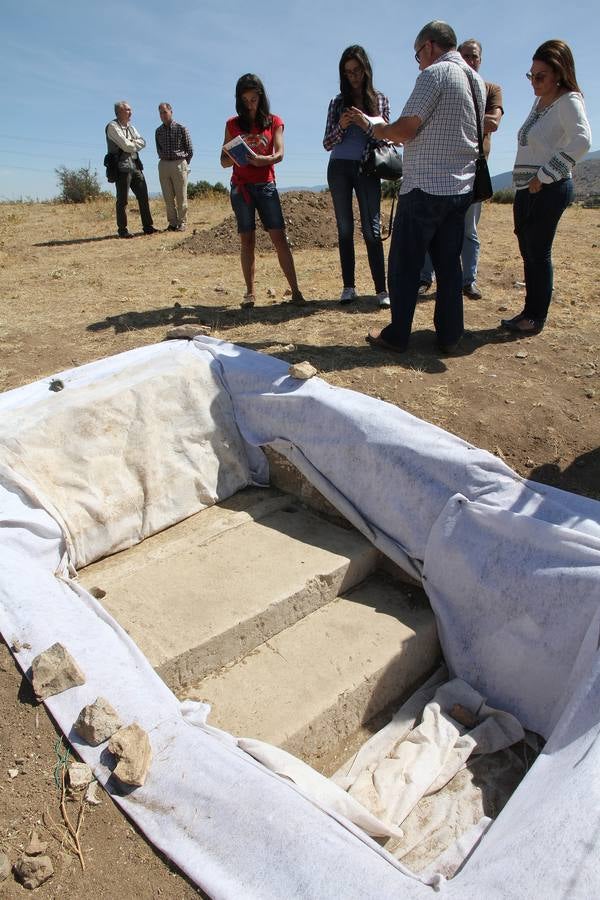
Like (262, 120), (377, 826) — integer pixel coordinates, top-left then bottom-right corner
(502, 40), (591, 335)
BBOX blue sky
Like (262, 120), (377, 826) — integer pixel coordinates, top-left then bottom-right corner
(2, 0), (597, 200)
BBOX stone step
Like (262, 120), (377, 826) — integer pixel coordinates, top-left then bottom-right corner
(79, 488), (380, 692)
(185, 574), (440, 771)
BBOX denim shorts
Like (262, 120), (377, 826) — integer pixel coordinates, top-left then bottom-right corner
(230, 181), (285, 233)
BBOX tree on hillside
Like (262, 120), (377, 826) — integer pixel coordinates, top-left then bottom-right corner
(187, 180), (228, 199)
(490, 189), (515, 204)
(55, 164), (102, 203)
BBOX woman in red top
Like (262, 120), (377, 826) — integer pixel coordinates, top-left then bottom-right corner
(220, 74), (306, 308)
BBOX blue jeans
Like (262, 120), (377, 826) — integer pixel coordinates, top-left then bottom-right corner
(513, 179), (573, 322)
(327, 158), (386, 293)
(230, 182), (285, 233)
(382, 188), (472, 348)
(420, 201), (482, 286)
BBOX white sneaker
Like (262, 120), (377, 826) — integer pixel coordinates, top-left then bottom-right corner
(339, 286), (357, 305)
(377, 291), (390, 308)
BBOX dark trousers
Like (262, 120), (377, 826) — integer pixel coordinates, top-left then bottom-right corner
(513, 179), (573, 323)
(115, 168), (154, 235)
(383, 188), (472, 349)
(327, 158), (386, 293)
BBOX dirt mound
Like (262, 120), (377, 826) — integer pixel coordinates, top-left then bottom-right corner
(182, 191), (339, 254)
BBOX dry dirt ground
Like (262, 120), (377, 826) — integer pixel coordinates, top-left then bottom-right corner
(0, 194), (598, 896)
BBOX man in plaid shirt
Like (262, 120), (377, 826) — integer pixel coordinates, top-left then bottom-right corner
(360, 20), (485, 354)
(156, 103), (194, 231)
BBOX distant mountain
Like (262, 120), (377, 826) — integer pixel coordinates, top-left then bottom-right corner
(491, 171), (513, 192)
(492, 150), (600, 196)
(279, 185), (328, 193)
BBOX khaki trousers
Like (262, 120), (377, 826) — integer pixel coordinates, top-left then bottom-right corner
(158, 159), (189, 227)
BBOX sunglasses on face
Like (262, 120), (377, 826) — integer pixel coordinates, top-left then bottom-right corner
(526, 71), (550, 83)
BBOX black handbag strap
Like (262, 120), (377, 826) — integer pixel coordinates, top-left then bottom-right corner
(382, 193), (396, 242)
(463, 68), (486, 159)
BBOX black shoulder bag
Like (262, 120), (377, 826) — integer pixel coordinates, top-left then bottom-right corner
(363, 142), (403, 181)
(104, 124), (122, 183)
(465, 69), (493, 202)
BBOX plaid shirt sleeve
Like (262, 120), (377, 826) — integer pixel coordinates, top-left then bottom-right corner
(378, 92), (390, 125)
(182, 126), (193, 163)
(323, 97), (345, 151)
(401, 71), (441, 124)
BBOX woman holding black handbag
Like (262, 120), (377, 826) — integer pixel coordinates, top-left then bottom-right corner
(323, 45), (391, 308)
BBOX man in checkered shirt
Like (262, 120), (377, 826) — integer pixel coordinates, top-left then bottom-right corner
(156, 103), (194, 232)
(361, 21), (485, 354)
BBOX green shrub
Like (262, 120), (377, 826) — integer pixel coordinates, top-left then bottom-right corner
(490, 188), (515, 204)
(187, 180), (228, 199)
(582, 195), (600, 209)
(55, 164), (102, 203)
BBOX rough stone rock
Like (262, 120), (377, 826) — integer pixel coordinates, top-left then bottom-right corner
(74, 697), (122, 746)
(84, 780), (102, 805)
(30, 643), (85, 701)
(0, 850), (10, 881)
(108, 723), (152, 787)
(13, 854), (54, 889)
(67, 762), (93, 790)
(163, 324), (212, 341)
(88, 586), (106, 599)
(266, 287), (277, 298)
(288, 361), (317, 380)
(8, 768), (19, 779)
(25, 831), (47, 855)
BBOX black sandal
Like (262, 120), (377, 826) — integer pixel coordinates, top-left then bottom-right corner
(500, 311), (526, 327)
(502, 316), (544, 334)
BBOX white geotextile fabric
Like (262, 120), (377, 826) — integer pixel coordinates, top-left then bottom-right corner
(0, 341), (261, 568)
(241, 677), (523, 874)
(237, 737), (403, 839)
(329, 672), (525, 873)
(1, 338), (600, 898)
(344, 678), (524, 829)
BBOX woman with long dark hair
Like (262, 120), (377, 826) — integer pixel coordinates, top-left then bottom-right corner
(502, 40), (591, 335)
(220, 73), (305, 308)
(323, 46), (391, 307)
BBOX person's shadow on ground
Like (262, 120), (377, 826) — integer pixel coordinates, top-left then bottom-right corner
(34, 234), (122, 247)
(87, 295), (528, 378)
(529, 447), (600, 502)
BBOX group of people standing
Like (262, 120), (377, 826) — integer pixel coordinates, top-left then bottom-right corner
(105, 101), (193, 238)
(105, 19), (592, 350)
